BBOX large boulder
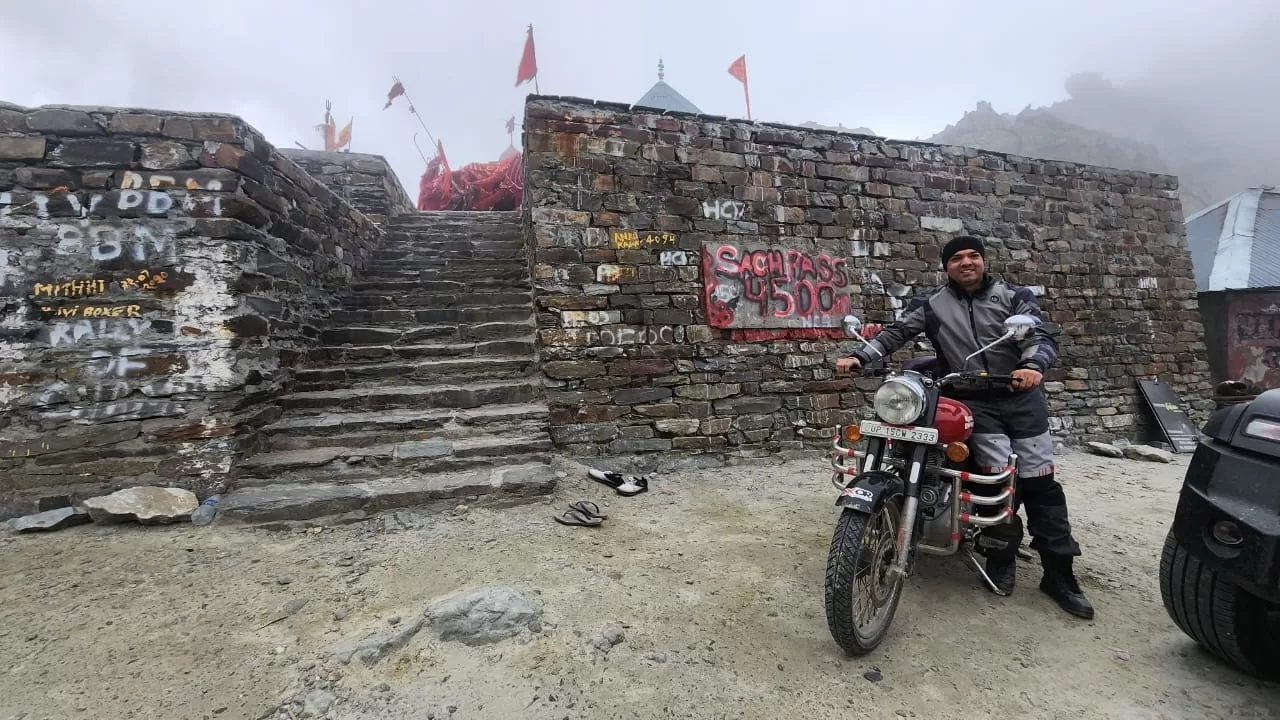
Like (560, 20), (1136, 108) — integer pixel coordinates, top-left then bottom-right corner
(427, 586), (542, 646)
(82, 487), (198, 524)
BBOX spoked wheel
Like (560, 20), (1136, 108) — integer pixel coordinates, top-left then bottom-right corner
(824, 495), (906, 655)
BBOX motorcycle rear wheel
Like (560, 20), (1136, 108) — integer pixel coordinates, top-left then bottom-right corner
(824, 496), (906, 656)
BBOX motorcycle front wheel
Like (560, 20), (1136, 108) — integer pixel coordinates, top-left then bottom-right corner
(824, 495), (906, 656)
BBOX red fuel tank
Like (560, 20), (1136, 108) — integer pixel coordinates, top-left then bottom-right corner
(935, 397), (975, 444)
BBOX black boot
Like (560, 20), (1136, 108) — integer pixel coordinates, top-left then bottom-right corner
(985, 558), (1016, 595)
(1039, 554), (1094, 619)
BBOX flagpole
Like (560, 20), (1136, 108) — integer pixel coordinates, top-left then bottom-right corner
(393, 75), (438, 151)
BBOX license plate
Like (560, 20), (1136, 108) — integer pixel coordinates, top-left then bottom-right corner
(859, 420), (939, 444)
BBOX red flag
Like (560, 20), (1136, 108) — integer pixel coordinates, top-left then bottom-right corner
(727, 55), (752, 121)
(515, 25), (538, 87)
(728, 55), (748, 84)
(335, 119), (352, 150)
(383, 79), (405, 109)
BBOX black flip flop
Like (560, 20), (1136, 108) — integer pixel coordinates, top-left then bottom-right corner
(569, 500), (607, 519)
(554, 509), (603, 527)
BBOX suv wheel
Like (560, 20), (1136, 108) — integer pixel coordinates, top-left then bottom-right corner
(1159, 530), (1280, 679)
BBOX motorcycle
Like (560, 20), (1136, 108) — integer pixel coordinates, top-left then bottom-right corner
(824, 312), (1039, 655)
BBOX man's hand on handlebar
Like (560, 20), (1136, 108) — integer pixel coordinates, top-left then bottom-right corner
(1010, 368), (1043, 391)
(835, 357), (862, 374)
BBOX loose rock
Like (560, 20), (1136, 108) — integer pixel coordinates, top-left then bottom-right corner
(1087, 441), (1124, 459)
(1123, 445), (1175, 463)
(300, 688), (335, 718)
(593, 623), (626, 651)
(333, 616), (426, 666)
(7, 506), (92, 532)
(427, 586), (542, 646)
(81, 487), (198, 525)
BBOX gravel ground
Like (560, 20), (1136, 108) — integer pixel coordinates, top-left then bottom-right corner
(1, 450), (1277, 720)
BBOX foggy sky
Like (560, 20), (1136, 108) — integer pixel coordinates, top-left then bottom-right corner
(2, 0), (1276, 197)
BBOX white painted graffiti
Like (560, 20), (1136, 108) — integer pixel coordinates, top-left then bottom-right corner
(58, 400), (184, 423)
(599, 325), (683, 346)
(46, 318), (152, 347)
(659, 250), (691, 266)
(0, 189), (221, 219)
(86, 347), (150, 378)
(56, 222), (176, 263)
(702, 199), (747, 221)
(120, 171), (224, 192)
(0, 248), (23, 290)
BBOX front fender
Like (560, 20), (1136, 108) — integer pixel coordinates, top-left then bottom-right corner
(836, 470), (904, 515)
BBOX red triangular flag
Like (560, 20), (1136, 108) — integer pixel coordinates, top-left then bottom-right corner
(383, 80), (405, 109)
(515, 25), (538, 87)
(728, 55), (748, 84)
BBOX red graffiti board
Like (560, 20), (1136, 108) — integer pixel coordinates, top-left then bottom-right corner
(1227, 292), (1280, 390)
(702, 241), (853, 330)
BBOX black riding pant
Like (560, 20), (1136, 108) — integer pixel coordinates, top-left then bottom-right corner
(955, 387), (1082, 558)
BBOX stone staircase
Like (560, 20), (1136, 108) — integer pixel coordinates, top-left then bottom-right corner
(221, 211), (555, 522)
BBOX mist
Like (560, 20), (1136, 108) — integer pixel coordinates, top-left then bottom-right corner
(2, 0), (1277, 209)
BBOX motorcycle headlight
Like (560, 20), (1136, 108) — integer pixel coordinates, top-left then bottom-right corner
(873, 376), (927, 425)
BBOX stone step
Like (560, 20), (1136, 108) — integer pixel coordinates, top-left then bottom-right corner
(389, 210), (519, 223)
(318, 325), (458, 346)
(348, 279), (531, 294)
(318, 322), (532, 348)
(382, 236), (522, 246)
(338, 292), (533, 309)
(236, 434), (552, 482)
(357, 267), (529, 282)
(304, 338), (535, 364)
(218, 462), (555, 524)
(262, 402), (549, 450)
(279, 378), (541, 412)
(377, 250), (524, 260)
(329, 307), (533, 326)
(376, 233), (522, 243)
(292, 355), (535, 391)
(362, 257), (527, 270)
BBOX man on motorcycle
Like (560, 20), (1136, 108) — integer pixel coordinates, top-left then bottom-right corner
(834, 235), (1094, 619)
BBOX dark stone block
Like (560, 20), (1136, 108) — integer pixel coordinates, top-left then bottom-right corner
(50, 139), (136, 168)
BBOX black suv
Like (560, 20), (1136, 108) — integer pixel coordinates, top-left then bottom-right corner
(1160, 389), (1280, 679)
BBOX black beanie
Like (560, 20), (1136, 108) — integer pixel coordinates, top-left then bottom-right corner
(941, 235), (985, 269)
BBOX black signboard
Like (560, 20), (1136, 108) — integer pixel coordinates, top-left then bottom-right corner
(1137, 379), (1202, 453)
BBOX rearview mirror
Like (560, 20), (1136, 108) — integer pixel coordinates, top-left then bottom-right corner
(843, 314), (883, 358)
(1003, 314), (1038, 341)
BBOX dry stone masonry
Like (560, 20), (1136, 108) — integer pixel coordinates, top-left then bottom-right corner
(521, 96), (1214, 460)
(1, 102), (402, 518)
(279, 149), (415, 228)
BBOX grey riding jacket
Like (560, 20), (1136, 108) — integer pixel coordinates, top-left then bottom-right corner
(852, 275), (1058, 388)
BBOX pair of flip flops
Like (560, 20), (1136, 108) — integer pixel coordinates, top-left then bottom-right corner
(555, 500), (607, 527)
(588, 468), (652, 496)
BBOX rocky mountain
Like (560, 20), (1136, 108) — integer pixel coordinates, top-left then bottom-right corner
(927, 13), (1280, 217)
(930, 99), (1171, 177)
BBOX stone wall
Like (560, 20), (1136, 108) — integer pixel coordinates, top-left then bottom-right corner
(522, 96), (1214, 460)
(279, 149), (415, 227)
(0, 102), (382, 518)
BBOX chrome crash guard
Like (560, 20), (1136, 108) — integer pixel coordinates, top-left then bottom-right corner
(830, 428), (1019, 566)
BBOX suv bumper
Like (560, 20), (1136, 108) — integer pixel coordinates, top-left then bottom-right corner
(1171, 439), (1280, 603)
